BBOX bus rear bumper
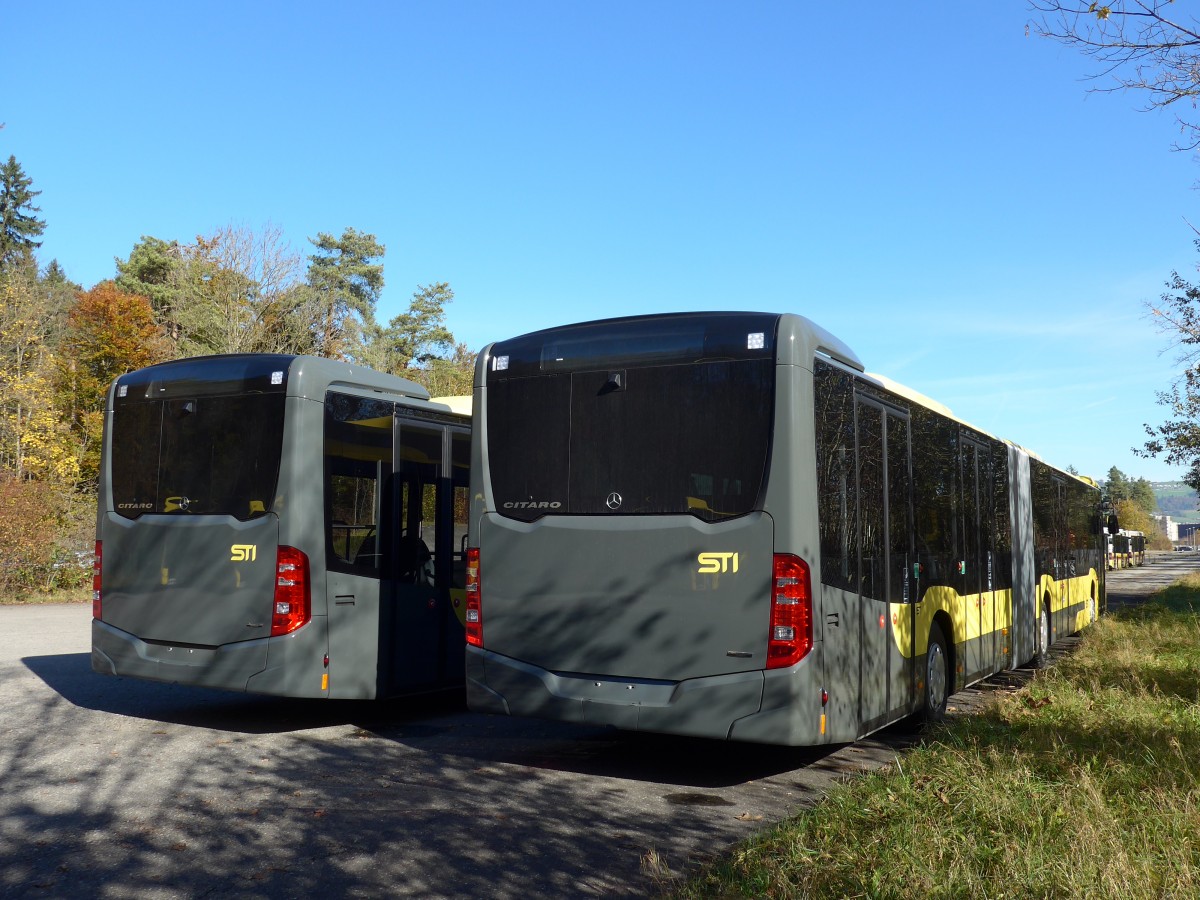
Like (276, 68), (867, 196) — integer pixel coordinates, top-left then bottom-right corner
(469, 646), (785, 741)
(91, 618), (328, 698)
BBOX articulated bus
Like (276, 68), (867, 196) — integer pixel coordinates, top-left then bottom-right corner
(91, 354), (471, 699)
(464, 312), (1109, 746)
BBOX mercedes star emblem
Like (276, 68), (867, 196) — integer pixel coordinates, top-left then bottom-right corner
(606, 492), (623, 510)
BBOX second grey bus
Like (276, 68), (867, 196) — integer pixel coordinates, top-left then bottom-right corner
(91, 354), (470, 699)
(464, 312), (1107, 746)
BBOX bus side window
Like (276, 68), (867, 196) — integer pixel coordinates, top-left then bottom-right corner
(814, 361), (857, 593)
(325, 393), (394, 577)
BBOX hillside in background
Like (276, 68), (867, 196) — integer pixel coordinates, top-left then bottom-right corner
(1152, 482), (1200, 524)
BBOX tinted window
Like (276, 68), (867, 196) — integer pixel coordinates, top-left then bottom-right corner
(490, 311), (777, 377)
(488, 358), (775, 522)
(486, 374), (571, 515)
(992, 443), (1012, 591)
(814, 361), (857, 592)
(111, 394), (285, 520)
(911, 406), (958, 592)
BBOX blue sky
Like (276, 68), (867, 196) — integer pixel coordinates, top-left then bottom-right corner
(5, 2), (1198, 484)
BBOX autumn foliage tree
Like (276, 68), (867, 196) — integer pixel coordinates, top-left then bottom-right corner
(0, 185), (474, 596)
(0, 263), (76, 482)
(0, 261), (84, 592)
(57, 282), (169, 484)
(0, 474), (61, 593)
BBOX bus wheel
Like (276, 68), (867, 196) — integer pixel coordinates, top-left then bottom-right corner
(923, 622), (950, 722)
(1034, 599), (1051, 669)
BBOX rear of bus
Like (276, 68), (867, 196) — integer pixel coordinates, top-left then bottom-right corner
(466, 312), (849, 745)
(91, 355), (325, 696)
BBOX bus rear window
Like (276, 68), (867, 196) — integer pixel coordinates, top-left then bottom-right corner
(111, 394), (286, 520)
(487, 358), (774, 522)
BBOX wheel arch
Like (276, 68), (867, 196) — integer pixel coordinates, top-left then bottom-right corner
(931, 609), (956, 693)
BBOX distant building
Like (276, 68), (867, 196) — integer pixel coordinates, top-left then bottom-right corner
(1154, 514), (1180, 542)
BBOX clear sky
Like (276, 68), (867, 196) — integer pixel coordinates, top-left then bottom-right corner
(5, 3), (1198, 484)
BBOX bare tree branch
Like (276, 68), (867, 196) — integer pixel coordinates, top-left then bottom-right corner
(1029, 1), (1200, 148)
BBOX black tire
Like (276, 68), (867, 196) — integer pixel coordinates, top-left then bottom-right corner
(923, 621), (950, 721)
(1033, 599), (1051, 669)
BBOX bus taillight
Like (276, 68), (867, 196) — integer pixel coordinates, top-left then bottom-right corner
(92, 540), (102, 621)
(272, 546), (311, 636)
(465, 548), (482, 647)
(767, 554), (813, 669)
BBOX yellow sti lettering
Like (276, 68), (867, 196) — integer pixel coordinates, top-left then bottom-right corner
(697, 551), (739, 574)
(231, 544), (257, 562)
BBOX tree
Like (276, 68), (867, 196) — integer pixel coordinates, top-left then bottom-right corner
(115, 236), (190, 346)
(0, 474), (62, 594)
(306, 228), (385, 362)
(378, 282), (457, 374)
(1114, 498), (1172, 550)
(0, 261), (75, 481)
(1138, 247), (1200, 489)
(116, 226), (315, 357)
(1104, 465), (1131, 503)
(57, 282), (170, 483)
(415, 341), (477, 397)
(1029, 2), (1200, 148)
(0, 155), (46, 269)
(1130, 476), (1157, 513)
(183, 223), (311, 355)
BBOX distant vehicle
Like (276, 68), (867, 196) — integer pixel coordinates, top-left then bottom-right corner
(92, 354), (471, 699)
(465, 311), (1110, 746)
(1107, 529), (1146, 569)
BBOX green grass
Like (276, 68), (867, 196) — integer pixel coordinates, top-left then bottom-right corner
(676, 577), (1200, 899)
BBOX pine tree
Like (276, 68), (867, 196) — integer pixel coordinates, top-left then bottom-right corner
(306, 228), (385, 362)
(0, 156), (46, 269)
(379, 282), (456, 374)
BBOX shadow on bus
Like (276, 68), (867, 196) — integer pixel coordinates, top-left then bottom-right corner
(20, 651), (467, 735)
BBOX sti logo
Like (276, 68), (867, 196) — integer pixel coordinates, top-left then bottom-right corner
(697, 552), (739, 574)
(230, 544), (257, 562)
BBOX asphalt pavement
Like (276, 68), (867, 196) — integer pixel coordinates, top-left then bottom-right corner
(1, 554), (1193, 898)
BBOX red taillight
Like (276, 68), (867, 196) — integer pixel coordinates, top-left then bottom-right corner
(767, 554), (813, 669)
(465, 548), (482, 647)
(92, 540), (102, 620)
(272, 546), (310, 636)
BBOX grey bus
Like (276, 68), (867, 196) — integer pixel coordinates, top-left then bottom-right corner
(464, 312), (1107, 746)
(91, 354), (470, 699)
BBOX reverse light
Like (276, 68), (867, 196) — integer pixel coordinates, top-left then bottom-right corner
(92, 540), (103, 620)
(271, 546), (311, 636)
(465, 548), (482, 647)
(767, 554), (813, 669)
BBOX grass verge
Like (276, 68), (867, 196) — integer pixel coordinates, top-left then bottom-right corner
(1, 587), (90, 605)
(676, 576), (1200, 899)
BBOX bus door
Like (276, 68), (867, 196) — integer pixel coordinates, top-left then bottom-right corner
(325, 394), (393, 698)
(960, 437), (998, 679)
(855, 396), (914, 732)
(380, 417), (469, 693)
